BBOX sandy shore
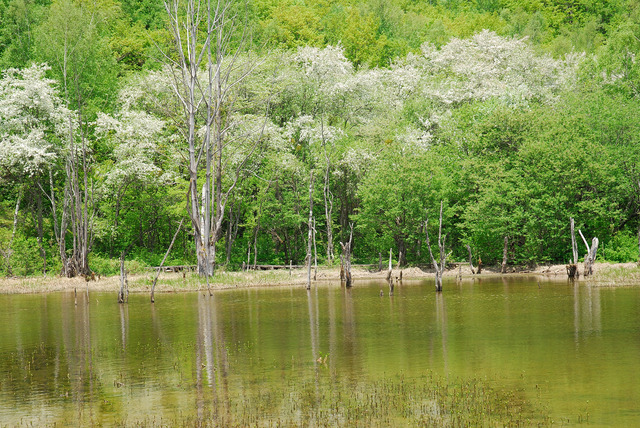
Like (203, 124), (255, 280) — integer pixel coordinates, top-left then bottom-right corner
(0, 262), (638, 294)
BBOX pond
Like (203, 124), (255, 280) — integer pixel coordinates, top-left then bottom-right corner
(1, 276), (639, 426)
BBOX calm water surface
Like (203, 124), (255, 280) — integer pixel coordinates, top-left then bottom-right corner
(1, 277), (639, 426)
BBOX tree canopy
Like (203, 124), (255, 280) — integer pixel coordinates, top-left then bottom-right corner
(2, 0), (640, 276)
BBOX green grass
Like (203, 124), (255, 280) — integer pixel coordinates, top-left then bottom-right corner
(108, 372), (552, 427)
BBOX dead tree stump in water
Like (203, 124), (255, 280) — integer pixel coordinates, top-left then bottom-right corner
(386, 248), (393, 282)
(579, 229), (599, 277)
(118, 252), (128, 304)
(466, 244), (476, 274)
(425, 201), (449, 292)
(566, 264), (578, 278)
(567, 217), (579, 279)
(340, 223), (354, 287)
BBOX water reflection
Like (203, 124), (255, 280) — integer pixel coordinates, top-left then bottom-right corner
(435, 292), (448, 373)
(196, 293), (230, 424)
(573, 284), (602, 345)
(0, 280), (638, 426)
(342, 286), (359, 383)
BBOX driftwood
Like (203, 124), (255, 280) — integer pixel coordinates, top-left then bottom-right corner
(425, 201), (449, 292)
(579, 229), (599, 277)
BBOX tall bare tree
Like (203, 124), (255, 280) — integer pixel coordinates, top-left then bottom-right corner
(162, 0), (266, 276)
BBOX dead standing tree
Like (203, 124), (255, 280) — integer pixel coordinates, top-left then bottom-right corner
(306, 173), (314, 290)
(579, 229), (599, 277)
(162, 0), (266, 277)
(340, 223), (354, 287)
(425, 201), (449, 292)
(118, 251), (128, 304)
(501, 236), (509, 274)
(466, 244), (475, 274)
(386, 248), (393, 294)
(567, 217), (579, 279)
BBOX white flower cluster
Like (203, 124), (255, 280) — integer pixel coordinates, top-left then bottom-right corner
(95, 104), (167, 190)
(416, 30), (580, 105)
(295, 45), (353, 82)
(284, 115), (344, 147)
(0, 64), (70, 176)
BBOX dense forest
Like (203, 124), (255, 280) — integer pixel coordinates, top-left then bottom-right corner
(1, 0), (640, 277)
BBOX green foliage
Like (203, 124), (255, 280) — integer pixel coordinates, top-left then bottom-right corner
(89, 254), (147, 276)
(2, 0), (640, 278)
(0, 234), (41, 276)
(602, 231), (638, 263)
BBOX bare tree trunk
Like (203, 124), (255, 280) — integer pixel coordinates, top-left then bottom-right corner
(163, 0), (263, 278)
(152, 219), (184, 303)
(313, 217), (318, 281)
(307, 173), (314, 290)
(387, 249), (394, 295)
(425, 201), (448, 292)
(225, 198), (241, 265)
(579, 229), (599, 277)
(378, 252), (382, 272)
(30, 184), (47, 275)
(118, 251), (126, 304)
(321, 119), (334, 265)
(2, 191), (22, 276)
(637, 225), (640, 266)
(253, 221), (260, 270)
(501, 236), (508, 274)
(340, 223), (353, 287)
(466, 244), (475, 274)
(567, 217), (579, 279)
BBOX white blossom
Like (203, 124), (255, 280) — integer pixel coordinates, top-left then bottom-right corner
(415, 30), (580, 105)
(0, 64), (69, 176)
(95, 106), (166, 190)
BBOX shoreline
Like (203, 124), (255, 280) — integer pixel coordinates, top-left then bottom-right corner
(0, 262), (638, 295)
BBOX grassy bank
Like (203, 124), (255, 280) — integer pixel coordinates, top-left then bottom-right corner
(1, 262), (638, 295)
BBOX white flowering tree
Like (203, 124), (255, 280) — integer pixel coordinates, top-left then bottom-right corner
(95, 103), (169, 253)
(413, 30), (580, 106)
(0, 64), (69, 275)
(0, 64), (66, 177)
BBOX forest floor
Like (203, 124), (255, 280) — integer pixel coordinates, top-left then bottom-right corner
(1, 261), (639, 295)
